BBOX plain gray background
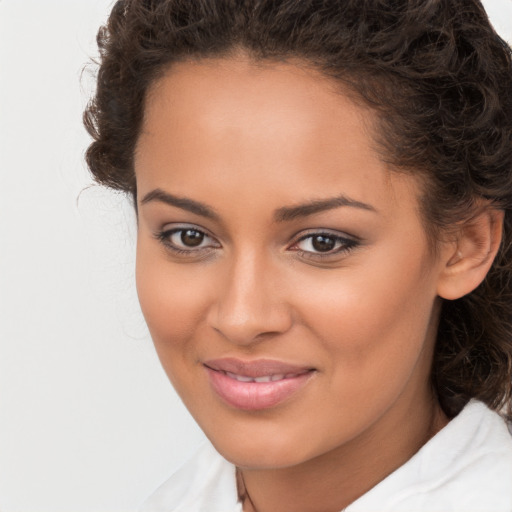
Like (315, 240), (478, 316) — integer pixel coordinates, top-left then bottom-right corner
(0, 1), (511, 510)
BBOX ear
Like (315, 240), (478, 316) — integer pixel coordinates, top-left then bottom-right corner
(436, 208), (504, 301)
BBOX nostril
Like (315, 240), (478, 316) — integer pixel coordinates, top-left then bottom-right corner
(207, 302), (293, 345)
(206, 261), (293, 344)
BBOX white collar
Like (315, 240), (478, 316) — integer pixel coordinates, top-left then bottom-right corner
(140, 400), (512, 512)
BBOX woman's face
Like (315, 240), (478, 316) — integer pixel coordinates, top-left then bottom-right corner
(135, 57), (448, 469)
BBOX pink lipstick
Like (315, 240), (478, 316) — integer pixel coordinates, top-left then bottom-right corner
(203, 358), (315, 410)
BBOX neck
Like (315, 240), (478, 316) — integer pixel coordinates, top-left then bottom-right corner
(238, 392), (448, 512)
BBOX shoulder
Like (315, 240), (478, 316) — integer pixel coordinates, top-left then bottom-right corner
(347, 400), (512, 512)
(139, 441), (242, 512)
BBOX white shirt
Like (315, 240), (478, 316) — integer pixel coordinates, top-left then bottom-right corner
(140, 400), (512, 512)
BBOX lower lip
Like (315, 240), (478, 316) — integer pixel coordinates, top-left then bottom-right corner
(205, 367), (314, 411)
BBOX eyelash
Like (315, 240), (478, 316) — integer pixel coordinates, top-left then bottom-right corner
(290, 231), (359, 260)
(154, 226), (359, 260)
(154, 227), (219, 257)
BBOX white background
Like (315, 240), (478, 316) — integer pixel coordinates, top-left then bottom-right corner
(0, 1), (511, 511)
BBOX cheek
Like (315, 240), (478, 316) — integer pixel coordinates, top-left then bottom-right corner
(283, 269), (438, 444)
(135, 243), (207, 351)
(135, 247), (214, 408)
(292, 254), (437, 384)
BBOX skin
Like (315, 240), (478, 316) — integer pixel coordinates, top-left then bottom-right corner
(133, 56), (497, 511)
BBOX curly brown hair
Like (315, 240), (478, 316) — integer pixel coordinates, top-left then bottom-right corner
(84, 0), (512, 420)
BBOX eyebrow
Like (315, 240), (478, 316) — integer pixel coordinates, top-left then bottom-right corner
(140, 188), (376, 222)
(140, 188), (220, 221)
(273, 195), (376, 222)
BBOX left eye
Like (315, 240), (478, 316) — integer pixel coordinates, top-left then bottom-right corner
(293, 233), (357, 255)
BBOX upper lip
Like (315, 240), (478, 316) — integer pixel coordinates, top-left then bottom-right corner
(203, 358), (314, 378)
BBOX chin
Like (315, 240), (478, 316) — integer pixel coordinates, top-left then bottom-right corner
(204, 422), (322, 470)
(218, 443), (307, 470)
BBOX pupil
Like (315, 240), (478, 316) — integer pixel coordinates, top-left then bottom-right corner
(312, 235), (335, 252)
(181, 229), (204, 247)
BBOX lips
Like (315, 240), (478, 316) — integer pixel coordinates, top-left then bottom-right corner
(224, 371), (301, 383)
(203, 358), (315, 410)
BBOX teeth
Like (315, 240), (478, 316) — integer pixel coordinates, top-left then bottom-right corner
(226, 371), (253, 382)
(254, 376), (272, 383)
(225, 371), (289, 383)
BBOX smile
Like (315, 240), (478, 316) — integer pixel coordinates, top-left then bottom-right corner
(203, 358), (315, 411)
(224, 371), (306, 383)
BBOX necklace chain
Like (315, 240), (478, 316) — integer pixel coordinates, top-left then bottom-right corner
(236, 468), (258, 512)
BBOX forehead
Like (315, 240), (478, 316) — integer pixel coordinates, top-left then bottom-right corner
(145, 56), (357, 122)
(136, 56), (421, 222)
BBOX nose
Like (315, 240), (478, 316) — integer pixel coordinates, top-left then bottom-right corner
(206, 251), (293, 345)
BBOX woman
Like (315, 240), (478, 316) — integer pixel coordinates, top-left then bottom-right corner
(84, 0), (512, 510)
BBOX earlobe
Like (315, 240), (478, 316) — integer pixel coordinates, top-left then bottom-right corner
(437, 208), (504, 301)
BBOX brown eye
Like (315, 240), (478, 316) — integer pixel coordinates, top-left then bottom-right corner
(157, 226), (220, 255)
(181, 229), (204, 247)
(311, 235), (336, 252)
(292, 231), (359, 258)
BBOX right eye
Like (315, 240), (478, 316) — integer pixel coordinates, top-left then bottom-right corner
(155, 226), (220, 256)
